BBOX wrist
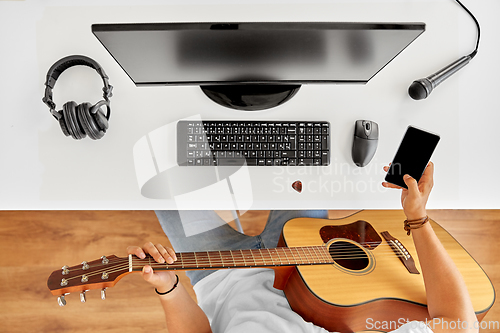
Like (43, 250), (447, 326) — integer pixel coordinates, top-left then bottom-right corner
(405, 210), (427, 221)
(155, 274), (179, 295)
(404, 215), (429, 236)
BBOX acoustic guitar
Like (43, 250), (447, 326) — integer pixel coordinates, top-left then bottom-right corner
(47, 210), (495, 333)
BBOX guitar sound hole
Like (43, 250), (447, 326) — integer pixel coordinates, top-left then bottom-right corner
(329, 241), (369, 271)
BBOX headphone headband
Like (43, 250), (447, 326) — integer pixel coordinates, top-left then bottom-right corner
(42, 55), (113, 118)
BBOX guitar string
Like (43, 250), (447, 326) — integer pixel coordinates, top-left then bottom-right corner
(65, 247), (410, 273)
(65, 242), (410, 269)
(61, 251), (414, 285)
(64, 244), (412, 275)
(61, 249), (412, 283)
(62, 251), (326, 280)
(66, 240), (409, 271)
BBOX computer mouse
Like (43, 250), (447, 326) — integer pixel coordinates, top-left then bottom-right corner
(352, 120), (379, 167)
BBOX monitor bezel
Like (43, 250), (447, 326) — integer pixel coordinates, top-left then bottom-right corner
(91, 22), (426, 86)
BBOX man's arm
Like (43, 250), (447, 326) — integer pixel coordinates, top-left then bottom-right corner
(383, 162), (478, 333)
(127, 242), (212, 333)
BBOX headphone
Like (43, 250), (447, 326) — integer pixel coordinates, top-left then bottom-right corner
(42, 55), (113, 140)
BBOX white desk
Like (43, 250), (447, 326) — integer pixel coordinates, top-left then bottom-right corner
(0, 0), (499, 210)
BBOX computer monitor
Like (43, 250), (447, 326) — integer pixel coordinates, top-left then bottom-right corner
(92, 22), (425, 111)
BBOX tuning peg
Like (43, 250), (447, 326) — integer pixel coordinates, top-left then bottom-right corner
(80, 291), (87, 303)
(81, 261), (90, 270)
(61, 265), (69, 275)
(101, 256), (109, 264)
(101, 288), (107, 300)
(57, 294), (68, 307)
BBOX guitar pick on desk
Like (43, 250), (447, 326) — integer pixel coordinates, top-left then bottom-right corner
(292, 181), (302, 193)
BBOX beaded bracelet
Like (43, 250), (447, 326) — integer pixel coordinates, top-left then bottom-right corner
(155, 274), (179, 295)
(404, 216), (429, 236)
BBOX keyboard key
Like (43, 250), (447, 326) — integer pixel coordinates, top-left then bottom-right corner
(298, 158), (313, 166)
(217, 158), (246, 166)
(245, 158), (258, 166)
(281, 151), (297, 158)
(322, 151), (329, 165)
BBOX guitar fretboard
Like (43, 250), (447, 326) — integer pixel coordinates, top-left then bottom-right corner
(130, 246), (333, 271)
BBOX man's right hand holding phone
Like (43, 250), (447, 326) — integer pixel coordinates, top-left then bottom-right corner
(382, 161), (434, 221)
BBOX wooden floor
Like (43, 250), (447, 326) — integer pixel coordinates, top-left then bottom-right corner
(0, 210), (498, 333)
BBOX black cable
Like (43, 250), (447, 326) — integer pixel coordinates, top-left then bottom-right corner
(455, 0), (481, 59)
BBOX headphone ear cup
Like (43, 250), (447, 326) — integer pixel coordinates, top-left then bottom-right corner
(78, 102), (105, 140)
(94, 106), (109, 131)
(63, 101), (86, 140)
(56, 110), (71, 137)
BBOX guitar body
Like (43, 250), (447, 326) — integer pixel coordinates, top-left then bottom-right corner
(277, 210), (495, 333)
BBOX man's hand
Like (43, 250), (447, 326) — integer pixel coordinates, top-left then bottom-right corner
(382, 162), (434, 220)
(127, 242), (178, 293)
(127, 242), (212, 332)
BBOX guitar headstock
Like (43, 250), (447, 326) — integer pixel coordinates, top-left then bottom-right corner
(47, 255), (131, 306)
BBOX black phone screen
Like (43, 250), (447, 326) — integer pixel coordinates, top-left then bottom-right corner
(385, 126), (440, 189)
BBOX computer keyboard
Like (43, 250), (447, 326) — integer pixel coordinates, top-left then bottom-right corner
(177, 121), (330, 166)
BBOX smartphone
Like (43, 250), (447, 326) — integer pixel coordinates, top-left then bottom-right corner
(385, 126), (440, 189)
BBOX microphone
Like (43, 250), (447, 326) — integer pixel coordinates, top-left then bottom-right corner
(408, 0), (480, 100)
(408, 55), (471, 100)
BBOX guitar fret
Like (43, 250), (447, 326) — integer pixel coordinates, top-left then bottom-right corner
(230, 250), (236, 267)
(317, 247), (325, 262)
(301, 247), (309, 264)
(303, 247), (311, 263)
(207, 251), (212, 268)
(275, 248), (284, 265)
(321, 247), (332, 263)
(258, 248), (267, 266)
(262, 249), (269, 265)
(235, 250), (243, 266)
(293, 248), (303, 264)
(309, 247), (317, 263)
(240, 250), (246, 266)
(311, 247), (319, 263)
(289, 248), (296, 264)
(290, 248), (297, 264)
(316, 247), (325, 262)
(313, 246), (322, 263)
(283, 248), (292, 264)
(185, 252), (196, 267)
(273, 248), (280, 265)
(297, 248), (306, 264)
(249, 249), (256, 266)
(280, 248), (289, 264)
(257, 249), (264, 266)
(221, 251), (229, 267)
(244, 250), (254, 266)
(218, 250), (224, 267)
(269, 249), (277, 265)
(269, 248), (277, 265)
(321, 247), (327, 262)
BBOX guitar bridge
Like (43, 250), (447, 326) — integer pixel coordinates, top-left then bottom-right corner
(380, 231), (419, 274)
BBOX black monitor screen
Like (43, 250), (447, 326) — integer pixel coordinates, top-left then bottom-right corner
(92, 22), (424, 86)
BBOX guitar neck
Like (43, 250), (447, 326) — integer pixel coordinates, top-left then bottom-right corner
(129, 246), (333, 272)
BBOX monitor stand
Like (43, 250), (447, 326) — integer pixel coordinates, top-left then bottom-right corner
(200, 84), (301, 111)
